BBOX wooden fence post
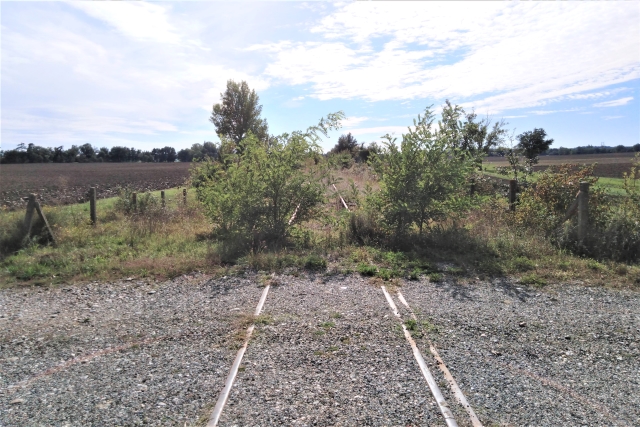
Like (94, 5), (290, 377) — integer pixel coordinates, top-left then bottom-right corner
(34, 201), (56, 245)
(132, 192), (137, 211)
(509, 180), (517, 212)
(183, 188), (187, 205)
(161, 190), (166, 208)
(578, 181), (589, 241)
(89, 187), (97, 225)
(22, 194), (37, 238)
(470, 178), (476, 197)
(22, 193), (56, 245)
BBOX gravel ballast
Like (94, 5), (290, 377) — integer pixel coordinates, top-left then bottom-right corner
(1, 273), (264, 426)
(1, 272), (638, 426)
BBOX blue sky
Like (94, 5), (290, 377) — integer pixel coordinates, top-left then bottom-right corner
(2, 1), (639, 153)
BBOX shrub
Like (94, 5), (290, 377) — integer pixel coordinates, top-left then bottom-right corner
(346, 210), (383, 246)
(428, 272), (444, 282)
(370, 106), (475, 238)
(520, 273), (547, 287)
(357, 263), (377, 276)
(516, 164), (608, 234)
(517, 162), (640, 263)
(115, 188), (161, 216)
(193, 113), (343, 260)
(304, 254), (327, 271)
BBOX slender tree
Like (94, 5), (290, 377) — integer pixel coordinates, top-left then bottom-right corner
(210, 80), (269, 147)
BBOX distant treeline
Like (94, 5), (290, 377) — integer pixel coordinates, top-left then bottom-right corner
(0, 142), (218, 164)
(2, 141), (639, 165)
(490, 144), (640, 157)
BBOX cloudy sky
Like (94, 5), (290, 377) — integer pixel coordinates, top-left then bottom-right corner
(2, 1), (639, 152)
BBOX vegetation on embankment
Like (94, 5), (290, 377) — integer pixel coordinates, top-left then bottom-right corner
(2, 108), (639, 290)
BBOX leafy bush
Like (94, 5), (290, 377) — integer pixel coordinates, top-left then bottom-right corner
(370, 107), (475, 238)
(516, 164), (608, 234)
(517, 162), (640, 263)
(193, 113), (343, 260)
(115, 188), (161, 216)
(303, 254), (327, 271)
(357, 263), (377, 276)
(346, 210), (384, 246)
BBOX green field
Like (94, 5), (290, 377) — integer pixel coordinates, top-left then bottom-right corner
(482, 164), (629, 197)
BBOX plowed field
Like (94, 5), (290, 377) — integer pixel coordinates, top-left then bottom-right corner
(1, 162), (191, 210)
(484, 152), (637, 178)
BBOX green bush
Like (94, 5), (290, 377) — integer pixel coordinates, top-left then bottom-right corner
(346, 210), (384, 246)
(357, 263), (377, 276)
(304, 254), (327, 271)
(115, 188), (161, 216)
(370, 106), (475, 239)
(515, 163), (640, 263)
(193, 113), (343, 260)
(428, 272), (444, 282)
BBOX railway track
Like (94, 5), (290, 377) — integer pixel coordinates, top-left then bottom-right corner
(204, 282), (483, 427)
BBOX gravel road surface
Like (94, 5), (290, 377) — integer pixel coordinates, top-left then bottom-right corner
(1, 272), (638, 426)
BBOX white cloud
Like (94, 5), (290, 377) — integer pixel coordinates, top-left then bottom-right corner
(341, 116), (369, 128)
(257, 2), (639, 113)
(70, 2), (182, 45)
(602, 115), (625, 120)
(594, 97), (634, 108)
(346, 126), (411, 137)
(528, 108), (581, 116)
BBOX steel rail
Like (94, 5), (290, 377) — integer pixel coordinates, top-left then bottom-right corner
(381, 286), (458, 427)
(207, 284), (271, 427)
(332, 184), (350, 211)
(397, 291), (483, 427)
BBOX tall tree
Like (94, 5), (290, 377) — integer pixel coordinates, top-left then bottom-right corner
(210, 80), (269, 146)
(331, 132), (359, 154)
(517, 128), (554, 164)
(439, 100), (507, 164)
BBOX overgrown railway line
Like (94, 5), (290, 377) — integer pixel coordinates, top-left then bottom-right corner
(1, 273), (638, 426)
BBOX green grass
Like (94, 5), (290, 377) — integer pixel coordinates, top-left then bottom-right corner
(0, 188), (210, 287)
(482, 164), (628, 197)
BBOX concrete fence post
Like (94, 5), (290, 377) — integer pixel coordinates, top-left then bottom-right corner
(578, 181), (589, 241)
(509, 180), (517, 212)
(161, 190), (166, 208)
(132, 192), (137, 211)
(89, 187), (97, 225)
(470, 178), (476, 197)
(183, 188), (187, 205)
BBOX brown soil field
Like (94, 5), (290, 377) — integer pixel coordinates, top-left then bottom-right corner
(0, 162), (191, 210)
(484, 152), (637, 178)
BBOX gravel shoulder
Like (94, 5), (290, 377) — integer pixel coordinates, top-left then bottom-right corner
(1, 273), (264, 426)
(1, 272), (638, 426)
(402, 277), (640, 427)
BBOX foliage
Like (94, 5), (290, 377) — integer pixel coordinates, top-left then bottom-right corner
(623, 153), (640, 203)
(370, 106), (475, 238)
(177, 142), (218, 162)
(515, 164), (607, 233)
(115, 188), (162, 216)
(438, 100), (507, 160)
(193, 113), (344, 260)
(517, 128), (554, 165)
(357, 263), (377, 276)
(210, 79), (269, 145)
(303, 254), (327, 271)
(331, 132), (359, 154)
